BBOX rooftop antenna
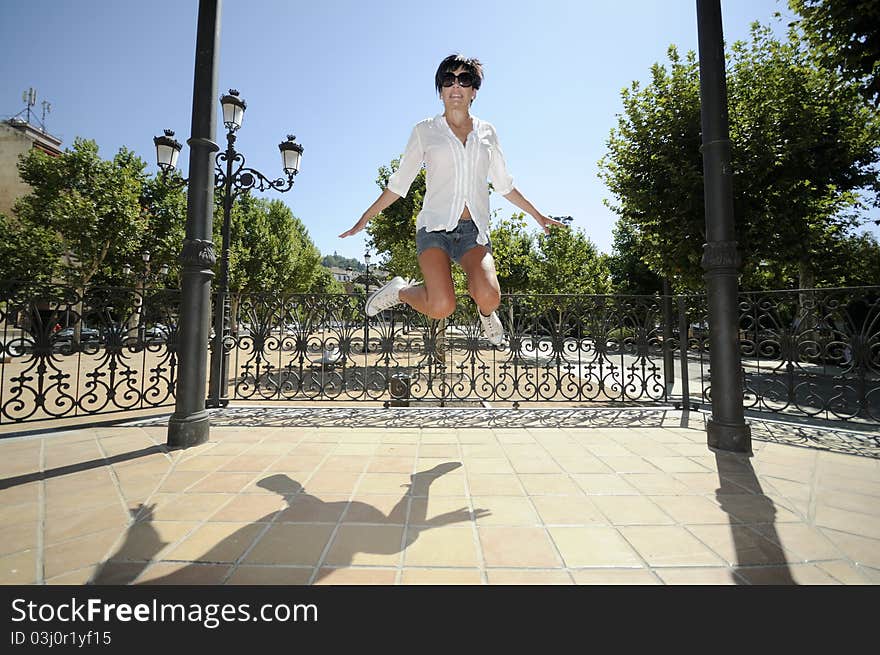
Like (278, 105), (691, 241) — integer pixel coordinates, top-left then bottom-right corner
(23, 88), (36, 124)
(12, 87), (52, 132)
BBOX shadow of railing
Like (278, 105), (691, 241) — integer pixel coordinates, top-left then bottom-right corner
(127, 405), (682, 430)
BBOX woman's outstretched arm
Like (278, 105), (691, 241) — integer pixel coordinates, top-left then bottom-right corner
(502, 187), (568, 234)
(338, 188), (401, 238)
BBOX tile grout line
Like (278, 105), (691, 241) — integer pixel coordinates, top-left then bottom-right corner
(755, 450), (865, 570)
(457, 429), (489, 585)
(306, 431), (376, 585)
(35, 436), (46, 584)
(219, 433), (336, 585)
(539, 426), (671, 579)
(132, 433), (305, 584)
(517, 427), (579, 584)
(565, 430), (772, 581)
(808, 449), (821, 530)
(394, 430), (424, 585)
(124, 428), (180, 521)
(79, 432), (160, 584)
(494, 425), (577, 582)
(12, 419), (880, 586)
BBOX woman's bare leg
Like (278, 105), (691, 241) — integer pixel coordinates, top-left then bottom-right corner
(398, 248), (457, 319)
(459, 246), (501, 315)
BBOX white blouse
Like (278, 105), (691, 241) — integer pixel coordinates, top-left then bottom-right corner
(386, 113), (515, 246)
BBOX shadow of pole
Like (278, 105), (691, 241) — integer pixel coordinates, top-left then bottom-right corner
(713, 451), (796, 584)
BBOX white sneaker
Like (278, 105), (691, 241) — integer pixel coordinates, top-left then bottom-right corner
(479, 310), (504, 346)
(365, 276), (407, 317)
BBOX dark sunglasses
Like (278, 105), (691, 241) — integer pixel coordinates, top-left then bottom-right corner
(440, 71), (478, 88)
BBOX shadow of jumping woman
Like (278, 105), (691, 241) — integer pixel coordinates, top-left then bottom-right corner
(90, 462), (488, 585)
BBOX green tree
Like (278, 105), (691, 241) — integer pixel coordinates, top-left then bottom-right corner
(822, 232), (880, 287)
(322, 252), (364, 272)
(531, 224), (611, 296)
(311, 267), (346, 294)
(14, 138), (148, 288)
(227, 195), (324, 295)
(729, 24), (879, 289)
(488, 212), (535, 294)
(607, 217), (664, 295)
(0, 212), (62, 283)
(86, 170), (188, 292)
(744, 231), (880, 290)
(599, 25), (880, 291)
(788, 0), (880, 107)
(599, 46), (705, 289)
(135, 172), (187, 285)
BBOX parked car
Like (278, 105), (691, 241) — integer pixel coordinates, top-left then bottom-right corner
(144, 323), (171, 344)
(51, 326), (102, 353)
(53, 327), (101, 343)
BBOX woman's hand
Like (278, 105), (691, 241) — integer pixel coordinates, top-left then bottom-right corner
(339, 214), (370, 238)
(535, 214), (568, 234)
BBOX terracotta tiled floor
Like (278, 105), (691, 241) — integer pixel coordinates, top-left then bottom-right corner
(1, 407), (879, 585)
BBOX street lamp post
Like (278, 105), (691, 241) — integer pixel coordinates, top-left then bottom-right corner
(363, 251), (371, 353)
(696, 0), (751, 452)
(156, 89), (303, 409)
(165, 0), (220, 449)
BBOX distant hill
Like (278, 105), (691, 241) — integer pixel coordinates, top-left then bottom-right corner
(322, 253), (364, 271)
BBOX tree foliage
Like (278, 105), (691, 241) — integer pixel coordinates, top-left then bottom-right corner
(788, 0), (880, 107)
(599, 24), (880, 291)
(6, 137), (331, 298)
(531, 223), (611, 296)
(746, 231), (880, 290)
(607, 217), (663, 295)
(728, 24), (880, 288)
(0, 211), (62, 283)
(14, 138), (148, 287)
(488, 213), (535, 294)
(599, 46), (704, 289)
(134, 172), (187, 286)
(226, 195), (326, 295)
(322, 252), (364, 272)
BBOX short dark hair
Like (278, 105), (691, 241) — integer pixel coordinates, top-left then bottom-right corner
(434, 54), (483, 95)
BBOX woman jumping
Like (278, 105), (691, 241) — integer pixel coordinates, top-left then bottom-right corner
(339, 53), (565, 345)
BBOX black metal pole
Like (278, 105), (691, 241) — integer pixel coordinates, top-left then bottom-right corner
(662, 277), (675, 396)
(677, 296), (695, 411)
(363, 262), (370, 354)
(207, 130), (234, 407)
(696, 0), (751, 452)
(167, 0), (221, 448)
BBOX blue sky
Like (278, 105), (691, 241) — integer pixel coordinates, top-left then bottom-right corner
(2, 0), (876, 264)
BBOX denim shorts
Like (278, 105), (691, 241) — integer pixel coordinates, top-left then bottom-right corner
(415, 220), (492, 264)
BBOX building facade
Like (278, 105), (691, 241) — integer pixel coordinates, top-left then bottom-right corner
(0, 118), (62, 217)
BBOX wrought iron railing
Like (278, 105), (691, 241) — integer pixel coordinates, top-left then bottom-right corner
(220, 292), (670, 406)
(0, 280), (180, 424)
(1, 281), (877, 425)
(686, 287), (880, 423)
